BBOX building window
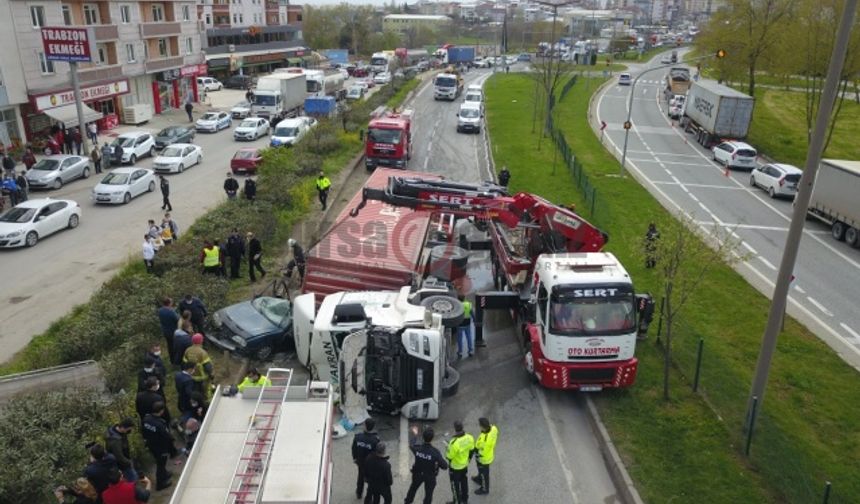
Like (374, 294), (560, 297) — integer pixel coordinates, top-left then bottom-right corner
(232, 13), (237, 23)
(151, 4), (164, 22)
(238, 13), (243, 23)
(182, 5), (190, 21)
(37, 52), (54, 74)
(205, 13), (212, 25)
(61, 5), (72, 25)
(158, 38), (168, 57)
(30, 6), (45, 28)
(95, 43), (108, 65)
(143, 43), (149, 60)
(120, 5), (131, 23)
(126, 43), (136, 62)
(83, 4), (100, 24)
(0, 109), (22, 147)
(185, 37), (193, 55)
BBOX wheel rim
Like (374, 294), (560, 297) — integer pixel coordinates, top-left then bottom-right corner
(53, 179), (62, 189)
(69, 215), (79, 228)
(124, 193), (131, 203)
(178, 164), (184, 173)
(750, 176), (756, 187)
(148, 182), (155, 192)
(130, 155), (136, 164)
(26, 232), (37, 246)
(832, 222), (845, 240)
(769, 187), (775, 198)
(256, 346), (273, 360)
(846, 227), (859, 246)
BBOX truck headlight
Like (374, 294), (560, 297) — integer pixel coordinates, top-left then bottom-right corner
(408, 333), (419, 353)
(231, 334), (247, 347)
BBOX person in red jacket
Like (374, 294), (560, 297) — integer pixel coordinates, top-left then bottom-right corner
(101, 471), (151, 504)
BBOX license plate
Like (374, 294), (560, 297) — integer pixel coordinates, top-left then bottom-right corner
(579, 385), (603, 392)
(97, 197), (111, 202)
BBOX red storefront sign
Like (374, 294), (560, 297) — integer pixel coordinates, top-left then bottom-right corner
(31, 79), (130, 111)
(41, 27), (96, 62)
(181, 64), (208, 77)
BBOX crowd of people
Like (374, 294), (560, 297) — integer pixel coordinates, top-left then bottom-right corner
(140, 214), (181, 274)
(195, 230), (267, 282)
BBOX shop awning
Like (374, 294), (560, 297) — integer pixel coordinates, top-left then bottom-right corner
(286, 57), (303, 65)
(42, 103), (103, 128)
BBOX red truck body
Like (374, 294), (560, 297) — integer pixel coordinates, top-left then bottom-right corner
(302, 168), (441, 299)
(365, 110), (413, 170)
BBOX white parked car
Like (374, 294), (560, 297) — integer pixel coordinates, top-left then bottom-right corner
(712, 141), (758, 170)
(24, 155), (91, 190)
(196, 111), (232, 132)
(750, 163), (802, 199)
(373, 72), (392, 85)
(270, 117), (315, 147)
(91, 168), (156, 205)
(234, 117), (270, 141)
(230, 100), (252, 119)
(153, 144), (203, 174)
(111, 132), (156, 165)
(197, 77), (222, 91)
(0, 198), (80, 248)
(346, 86), (365, 100)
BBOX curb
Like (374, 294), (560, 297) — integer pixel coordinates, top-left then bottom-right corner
(585, 396), (646, 504)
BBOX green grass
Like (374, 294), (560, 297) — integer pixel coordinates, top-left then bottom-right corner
(614, 46), (664, 62)
(485, 73), (860, 504)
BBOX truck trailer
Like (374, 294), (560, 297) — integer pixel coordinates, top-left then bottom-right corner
(808, 159), (860, 247)
(251, 73), (307, 121)
(681, 79), (754, 148)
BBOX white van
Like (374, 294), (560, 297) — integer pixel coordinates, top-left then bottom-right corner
(457, 102), (483, 134)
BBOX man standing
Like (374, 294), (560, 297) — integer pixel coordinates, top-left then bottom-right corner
(141, 401), (177, 491)
(136, 355), (166, 397)
(83, 444), (119, 497)
(183, 333), (214, 398)
(2, 151), (16, 177)
(135, 377), (170, 425)
(101, 472), (152, 504)
(498, 166), (510, 187)
(112, 142), (123, 167)
(446, 420), (475, 504)
(405, 426), (448, 504)
(105, 418), (138, 482)
(185, 91), (194, 122)
(200, 240), (221, 275)
(72, 127), (83, 155)
(15, 171), (28, 202)
(164, 212), (180, 240)
(351, 418), (380, 499)
(247, 232), (265, 282)
(22, 147), (36, 170)
(471, 418), (498, 495)
(142, 235), (155, 274)
(87, 122), (98, 145)
(223, 172), (239, 199)
(178, 294), (207, 334)
(225, 228), (245, 279)
(101, 142), (113, 170)
(156, 297), (180, 363)
(244, 177), (257, 201)
(174, 360), (196, 418)
(285, 238), (306, 283)
(316, 171), (331, 210)
(363, 442), (392, 504)
(456, 295), (474, 359)
(159, 175), (172, 211)
(91, 143), (102, 174)
(644, 223), (659, 268)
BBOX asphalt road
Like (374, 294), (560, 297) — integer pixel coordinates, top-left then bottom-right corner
(595, 55), (860, 371)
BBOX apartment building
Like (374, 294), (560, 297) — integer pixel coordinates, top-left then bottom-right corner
(6, 0), (205, 144)
(0, 0), (29, 150)
(382, 14), (452, 34)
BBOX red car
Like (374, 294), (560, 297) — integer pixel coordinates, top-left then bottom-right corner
(230, 148), (263, 175)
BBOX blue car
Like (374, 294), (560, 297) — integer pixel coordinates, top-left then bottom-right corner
(208, 296), (293, 361)
(195, 111), (232, 132)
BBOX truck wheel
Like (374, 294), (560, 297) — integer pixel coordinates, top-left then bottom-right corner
(442, 366), (460, 397)
(845, 227), (860, 248)
(420, 295), (464, 328)
(832, 221), (846, 241)
(524, 346), (539, 384)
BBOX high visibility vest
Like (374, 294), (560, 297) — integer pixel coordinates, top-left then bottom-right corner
(316, 176), (331, 191)
(475, 425), (498, 465)
(462, 300), (472, 319)
(446, 433), (475, 470)
(203, 246), (220, 267)
(238, 375), (272, 392)
(161, 225), (173, 241)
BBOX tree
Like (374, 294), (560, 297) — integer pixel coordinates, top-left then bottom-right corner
(642, 213), (744, 401)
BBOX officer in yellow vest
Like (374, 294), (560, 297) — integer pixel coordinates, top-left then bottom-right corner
(446, 420), (475, 504)
(183, 333), (214, 400)
(237, 368), (272, 392)
(471, 417), (498, 495)
(316, 171), (331, 210)
(200, 240), (220, 275)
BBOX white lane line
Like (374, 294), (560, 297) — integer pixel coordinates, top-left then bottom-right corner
(628, 158), (714, 167)
(742, 242), (758, 255)
(626, 150), (704, 158)
(654, 181), (744, 190)
(697, 202), (708, 212)
(426, 139), (433, 152)
(840, 323), (860, 341)
(807, 297), (835, 317)
(758, 256), (778, 271)
(794, 284), (806, 294)
(536, 389), (581, 504)
(423, 158), (429, 170)
(689, 194), (699, 202)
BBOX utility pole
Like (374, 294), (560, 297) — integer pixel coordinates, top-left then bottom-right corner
(745, 0), (858, 430)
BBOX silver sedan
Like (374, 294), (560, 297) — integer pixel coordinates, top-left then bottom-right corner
(24, 155), (91, 190)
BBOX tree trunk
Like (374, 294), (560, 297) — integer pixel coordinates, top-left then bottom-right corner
(663, 292), (672, 401)
(748, 62), (757, 98)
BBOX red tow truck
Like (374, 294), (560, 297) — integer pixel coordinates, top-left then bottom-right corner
(365, 108), (413, 170)
(349, 175), (656, 391)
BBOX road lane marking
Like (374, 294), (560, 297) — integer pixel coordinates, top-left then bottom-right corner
(654, 181), (744, 190)
(840, 323), (860, 340)
(758, 256), (778, 271)
(628, 158), (713, 167)
(741, 242), (758, 255)
(794, 284), (806, 294)
(627, 150), (704, 158)
(807, 297), (834, 317)
(689, 194), (699, 202)
(423, 158), (429, 170)
(536, 389), (582, 504)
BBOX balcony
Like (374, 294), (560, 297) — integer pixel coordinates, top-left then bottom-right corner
(145, 56), (184, 73)
(265, 0), (278, 10)
(92, 24), (119, 41)
(77, 64), (124, 83)
(140, 22), (181, 38)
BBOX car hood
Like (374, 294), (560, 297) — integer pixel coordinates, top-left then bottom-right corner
(218, 302), (280, 336)
(235, 126), (258, 133)
(154, 155), (182, 163)
(0, 222), (30, 234)
(196, 119), (218, 125)
(93, 182), (130, 192)
(26, 169), (60, 180)
(231, 106), (251, 112)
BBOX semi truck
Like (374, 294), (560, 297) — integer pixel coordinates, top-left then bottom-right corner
(808, 159), (860, 247)
(434, 72), (464, 100)
(251, 73), (307, 121)
(432, 45), (475, 66)
(681, 79), (754, 148)
(275, 68), (346, 100)
(370, 51), (395, 74)
(349, 175), (656, 391)
(364, 108), (413, 170)
(170, 371), (334, 504)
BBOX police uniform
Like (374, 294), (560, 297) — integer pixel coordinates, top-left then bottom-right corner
(405, 434), (449, 504)
(472, 424), (498, 494)
(351, 427), (380, 498)
(446, 431), (475, 503)
(141, 412), (177, 490)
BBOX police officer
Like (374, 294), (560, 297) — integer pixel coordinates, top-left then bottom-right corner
(446, 421), (475, 504)
(141, 401), (177, 491)
(471, 418), (498, 495)
(316, 171), (331, 210)
(351, 418), (380, 499)
(405, 425), (448, 504)
(363, 442), (392, 504)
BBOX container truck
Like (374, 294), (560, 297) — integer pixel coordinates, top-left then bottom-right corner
(304, 96), (337, 119)
(275, 68), (346, 100)
(251, 73), (306, 121)
(681, 79), (754, 147)
(447, 46), (476, 65)
(363, 108), (413, 170)
(808, 159), (860, 247)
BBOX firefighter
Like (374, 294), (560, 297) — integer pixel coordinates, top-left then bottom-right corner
(405, 425), (448, 504)
(351, 418), (380, 499)
(471, 418), (498, 495)
(446, 420), (475, 504)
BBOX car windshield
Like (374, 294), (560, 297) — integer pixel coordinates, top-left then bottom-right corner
(548, 289), (635, 336)
(31, 159), (60, 171)
(233, 150), (258, 160)
(113, 137), (135, 147)
(239, 120), (258, 128)
(435, 76), (457, 87)
(368, 128), (401, 144)
(307, 81), (322, 93)
(234, 101), (249, 108)
(157, 128), (174, 137)
(348, 89), (361, 96)
(465, 93), (481, 102)
(201, 113), (218, 121)
(251, 297), (291, 326)
(460, 108), (480, 118)
(0, 207), (36, 223)
(161, 146), (183, 157)
(254, 95), (276, 106)
(100, 173), (129, 185)
(274, 126), (298, 137)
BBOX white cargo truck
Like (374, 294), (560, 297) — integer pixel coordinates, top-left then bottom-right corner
(808, 159), (860, 247)
(170, 370), (333, 504)
(251, 73), (307, 121)
(681, 80), (755, 148)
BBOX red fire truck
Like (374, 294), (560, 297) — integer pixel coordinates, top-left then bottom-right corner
(365, 108), (413, 170)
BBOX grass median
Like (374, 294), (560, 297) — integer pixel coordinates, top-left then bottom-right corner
(485, 73), (860, 503)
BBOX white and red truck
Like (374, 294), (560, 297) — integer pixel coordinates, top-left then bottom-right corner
(364, 108), (413, 170)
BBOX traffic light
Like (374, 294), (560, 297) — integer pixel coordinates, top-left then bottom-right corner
(716, 49), (727, 59)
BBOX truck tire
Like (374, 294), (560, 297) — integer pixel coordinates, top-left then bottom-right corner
(420, 295), (464, 328)
(845, 227), (860, 248)
(832, 221), (846, 241)
(442, 366), (460, 397)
